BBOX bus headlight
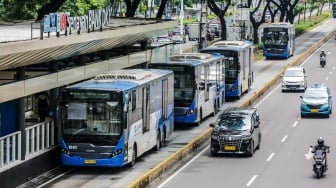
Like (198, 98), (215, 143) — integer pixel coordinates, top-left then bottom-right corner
(110, 149), (123, 157)
(185, 109), (195, 116)
(61, 148), (70, 155)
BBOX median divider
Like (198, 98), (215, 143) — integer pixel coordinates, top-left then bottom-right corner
(128, 30), (335, 188)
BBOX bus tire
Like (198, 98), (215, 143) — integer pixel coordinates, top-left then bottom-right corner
(161, 127), (166, 147)
(154, 132), (161, 151)
(129, 144), (137, 167)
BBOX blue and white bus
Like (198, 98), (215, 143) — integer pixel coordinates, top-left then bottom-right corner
(262, 22), (295, 59)
(200, 41), (254, 99)
(149, 53), (225, 125)
(60, 69), (174, 167)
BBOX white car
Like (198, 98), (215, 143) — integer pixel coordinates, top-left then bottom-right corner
(170, 31), (186, 43)
(281, 66), (307, 92)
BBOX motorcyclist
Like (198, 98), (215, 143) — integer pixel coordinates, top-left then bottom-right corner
(311, 137), (330, 169)
(320, 50), (326, 59)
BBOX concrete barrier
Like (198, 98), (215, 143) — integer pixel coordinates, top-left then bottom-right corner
(128, 30), (335, 188)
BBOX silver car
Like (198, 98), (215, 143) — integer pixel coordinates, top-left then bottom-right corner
(281, 66), (307, 92)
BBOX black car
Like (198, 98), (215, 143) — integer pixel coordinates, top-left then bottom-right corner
(210, 107), (261, 156)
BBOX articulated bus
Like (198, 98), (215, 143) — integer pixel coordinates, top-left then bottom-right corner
(60, 69), (174, 167)
(262, 22), (295, 59)
(149, 53), (225, 125)
(200, 41), (254, 99)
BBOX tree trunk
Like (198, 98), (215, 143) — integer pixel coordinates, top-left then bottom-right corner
(36, 0), (66, 21)
(156, 0), (168, 19)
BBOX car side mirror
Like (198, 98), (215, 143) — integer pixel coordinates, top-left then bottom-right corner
(300, 96), (303, 99)
(209, 123), (215, 128)
(280, 74), (283, 77)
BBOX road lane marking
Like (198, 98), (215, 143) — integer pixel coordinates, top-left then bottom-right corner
(157, 146), (209, 188)
(325, 77), (329, 81)
(246, 175), (258, 187)
(293, 121), (298, 127)
(266, 153), (275, 162)
(329, 72), (332, 75)
(281, 135), (288, 143)
(254, 84), (280, 108)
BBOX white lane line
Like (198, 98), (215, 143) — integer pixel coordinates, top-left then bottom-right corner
(266, 153), (275, 162)
(333, 67), (335, 70)
(246, 174), (258, 187)
(329, 72), (332, 75)
(325, 77), (329, 81)
(293, 121), (298, 127)
(157, 146), (209, 188)
(281, 135), (288, 143)
(254, 84), (280, 108)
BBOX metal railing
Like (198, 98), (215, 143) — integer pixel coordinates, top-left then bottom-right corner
(0, 131), (21, 168)
(0, 120), (55, 170)
(25, 120), (55, 158)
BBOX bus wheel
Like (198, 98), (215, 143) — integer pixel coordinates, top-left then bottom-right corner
(154, 132), (161, 151)
(161, 128), (166, 147)
(130, 144), (137, 167)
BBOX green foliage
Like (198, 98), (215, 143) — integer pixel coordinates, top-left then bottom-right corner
(294, 12), (330, 36)
(0, 0), (48, 21)
(59, 0), (110, 16)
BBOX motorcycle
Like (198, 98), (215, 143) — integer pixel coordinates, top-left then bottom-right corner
(320, 55), (326, 67)
(310, 145), (329, 179)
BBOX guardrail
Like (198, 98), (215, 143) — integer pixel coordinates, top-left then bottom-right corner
(0, 119), (56, 169)
(0, 131), (21, 168)
(25, 120), (55, 159)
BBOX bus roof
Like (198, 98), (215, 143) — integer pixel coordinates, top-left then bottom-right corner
(264, 22), (294, 28)
(201, 40), (252, 51)
(66, 69), (173, 91)
(152, 53), (224, 67)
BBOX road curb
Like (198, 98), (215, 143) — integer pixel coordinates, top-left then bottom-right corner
(128, 29), (335, 188)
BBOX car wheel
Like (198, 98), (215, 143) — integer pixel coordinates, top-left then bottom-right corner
(249, 142), (254, 157)
(301, 113), (305, 118)
(256, 133), (261, 150)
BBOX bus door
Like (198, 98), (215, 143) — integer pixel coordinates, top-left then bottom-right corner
(162, 79), (168, 121)
(142, 85), (150, 132)
(142, 85), (150, 148)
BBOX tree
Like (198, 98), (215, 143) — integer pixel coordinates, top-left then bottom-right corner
(208, 0), (231, 40)
(37, 0), (67, 20)
(125, 0), (141, 17)
(248, 0), (267, 44)
(156, 0), (169, 19)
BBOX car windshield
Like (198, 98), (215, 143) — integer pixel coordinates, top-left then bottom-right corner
(303, 90), (328, 99)
(214, 115), (250, 131)
(284, 69), (303, 77)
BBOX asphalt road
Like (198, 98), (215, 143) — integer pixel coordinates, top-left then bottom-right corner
(36, 18), (336, 188)
(156, 31), (336, 188)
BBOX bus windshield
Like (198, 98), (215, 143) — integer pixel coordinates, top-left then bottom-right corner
(199, 49), (238, 84)
(174, 73), (195, 107)
(263, 28), (288, 46)
(149, 64), (195, 107)
(62, 91), (122, 145)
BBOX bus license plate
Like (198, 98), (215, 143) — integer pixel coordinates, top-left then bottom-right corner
(84, 159), (96, 164)
(310, 109), (319, 113)
(224, 146), (236, 151)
